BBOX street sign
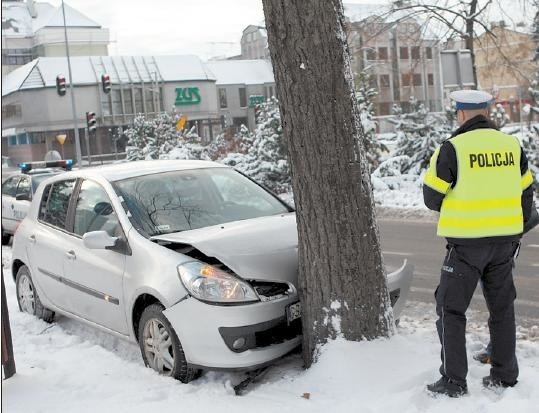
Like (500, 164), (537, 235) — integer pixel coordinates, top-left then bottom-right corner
(56, 134), (67, 145)
(440, 49), (475, 88)
(176, 115), (188, 131)
(249, 95), (265, 107)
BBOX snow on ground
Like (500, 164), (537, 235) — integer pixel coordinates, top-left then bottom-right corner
(2, 245), (538, 413)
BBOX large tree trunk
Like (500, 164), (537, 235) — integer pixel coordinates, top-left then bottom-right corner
(262, 0), (393, 367)
(466, 0), (479, 89)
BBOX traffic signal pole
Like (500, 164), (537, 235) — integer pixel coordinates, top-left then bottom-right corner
(61, 0), (82, 166)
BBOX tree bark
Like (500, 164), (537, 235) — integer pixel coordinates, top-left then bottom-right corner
(465, 0), (479, 89)
(262, 0), (393, 367)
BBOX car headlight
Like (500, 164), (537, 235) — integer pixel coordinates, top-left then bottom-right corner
(177, 261), (259, 304)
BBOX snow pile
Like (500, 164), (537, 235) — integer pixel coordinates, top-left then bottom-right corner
(2, 246), (539, 413)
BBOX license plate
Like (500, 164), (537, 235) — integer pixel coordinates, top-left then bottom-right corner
(286, 302), (301, 324)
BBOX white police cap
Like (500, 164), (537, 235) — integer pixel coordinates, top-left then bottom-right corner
(449, 90), (493, 110)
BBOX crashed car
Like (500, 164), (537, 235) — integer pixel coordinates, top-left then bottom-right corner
(11, 160), (413, 382)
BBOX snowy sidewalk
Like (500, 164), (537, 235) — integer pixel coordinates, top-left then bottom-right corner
(2, 245), (538, 413)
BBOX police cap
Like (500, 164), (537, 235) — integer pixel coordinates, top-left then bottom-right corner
(449, 90), (493, 110)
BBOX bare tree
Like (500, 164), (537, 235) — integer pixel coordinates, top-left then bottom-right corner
(390, 0), (535, 88)
(261, 0), (393, 367)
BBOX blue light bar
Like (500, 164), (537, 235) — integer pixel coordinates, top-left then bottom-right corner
(18, 159), (75, 173)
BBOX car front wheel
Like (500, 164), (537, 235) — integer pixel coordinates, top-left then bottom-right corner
(15, 265), (54, 322)
(138, 303), (198, 383)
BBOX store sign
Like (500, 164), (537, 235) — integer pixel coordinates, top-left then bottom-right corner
(249, 95), (265, 107)
(175, 87), (201, 106)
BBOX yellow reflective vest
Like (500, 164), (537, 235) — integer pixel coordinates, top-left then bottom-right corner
(424, 128), (534, 238)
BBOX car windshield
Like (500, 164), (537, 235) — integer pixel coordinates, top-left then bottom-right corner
(113, 167), (290, 237)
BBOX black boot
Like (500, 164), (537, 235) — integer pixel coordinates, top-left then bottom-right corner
(427, 376), (468, 397)
(482, 375), (517, 389)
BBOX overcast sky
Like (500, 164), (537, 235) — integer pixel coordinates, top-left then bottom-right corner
(49, 0), (534, 59)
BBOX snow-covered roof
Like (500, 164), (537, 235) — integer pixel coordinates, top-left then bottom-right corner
(1, 1), (101, 38)
(2, 55), (216, 96)
(206, 60), (274, 85)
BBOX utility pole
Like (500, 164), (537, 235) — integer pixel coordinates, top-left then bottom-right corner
(62, 0), (82, 165)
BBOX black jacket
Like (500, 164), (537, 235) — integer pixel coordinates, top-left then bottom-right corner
(423, 115), (535, 245)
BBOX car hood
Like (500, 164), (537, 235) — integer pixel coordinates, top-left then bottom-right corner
(151, 213), (299, 283)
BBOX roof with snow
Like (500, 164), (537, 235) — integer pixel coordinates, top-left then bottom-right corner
(2, 1), (101, 38)
(205, 60), (274, 85)
(1, 55), (216, 96)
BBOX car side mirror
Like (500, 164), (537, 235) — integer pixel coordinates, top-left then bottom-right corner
(94, 201), (113, 216)
(82, 231), (118, 250)
(15, 193), (30, 201)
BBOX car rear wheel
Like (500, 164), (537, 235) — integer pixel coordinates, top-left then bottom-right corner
(15, 265), (55, 323)
(138, 303), (198, 383)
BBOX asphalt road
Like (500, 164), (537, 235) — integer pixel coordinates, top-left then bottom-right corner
(379, 218), (539, 325)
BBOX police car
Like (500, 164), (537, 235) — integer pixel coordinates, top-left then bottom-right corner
(1, 160), (74, 244)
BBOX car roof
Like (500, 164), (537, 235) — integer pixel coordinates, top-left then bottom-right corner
(54, 160), (228, 182)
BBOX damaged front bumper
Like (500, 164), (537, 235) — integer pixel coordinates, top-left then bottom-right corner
(386, 259), (414, 319)
(163, 294), (301, 370)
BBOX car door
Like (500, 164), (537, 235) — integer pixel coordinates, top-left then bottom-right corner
(62, 179), (129, 335)
(1, 176), (20, 233)
(28, 179), (77, 310)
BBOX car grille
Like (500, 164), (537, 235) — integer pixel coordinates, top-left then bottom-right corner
(249, 281), (291, 301)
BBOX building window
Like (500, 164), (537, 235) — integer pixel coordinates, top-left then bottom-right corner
(378, 102), (392, 116)
(134, 88), (143, 113)
(8, 136), (17, 146)
(1, 48), (33, 66)
(1, 104), (22, 119)
(428, 73), (434, 86)
(401, 73), (411, 87)
(411, 46), (420, 60)
(413, 73), (422, 86)
(18, 134), (28, 145)
(233, 117), (248, 127)
(426, 47), (433, 59)
(380, 74), (390, 88)
(366, 48), (377, 61)
(239, 87), (247, 108)
(28, 132), (46, 144)
(219, 88), (228, 109)
(399, 47), (409, 59)
(112, 89), (122, 115)
(378, 47), (388, 60)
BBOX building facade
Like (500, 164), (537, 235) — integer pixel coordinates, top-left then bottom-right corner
(474, 23), (536, 122)
(2, 0), (110, 76)
(1, 56), (276, 163)
(240, 25), (269, 60)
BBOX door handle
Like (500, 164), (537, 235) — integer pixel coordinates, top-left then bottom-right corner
(10, 204), (14, 209)
(29, 235), (36, 244)
(65, 250), (76, 260)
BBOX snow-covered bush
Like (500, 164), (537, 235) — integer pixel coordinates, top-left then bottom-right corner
(225, 98), (291, 193)
(355, 71), (387, 171)
(124, 113), (209, 161)
(489, 103), (510, 129)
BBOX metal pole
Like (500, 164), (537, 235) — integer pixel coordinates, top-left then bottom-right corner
(84, 127), (92, 166)
(62, 0), (82, 165)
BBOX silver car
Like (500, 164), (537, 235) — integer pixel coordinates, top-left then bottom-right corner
(11, 160), (413, 382)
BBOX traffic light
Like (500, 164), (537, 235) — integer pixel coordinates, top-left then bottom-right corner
(56, 75), (66, 96)
(86, 111), (97, 132)
(101, 74), (111, 94)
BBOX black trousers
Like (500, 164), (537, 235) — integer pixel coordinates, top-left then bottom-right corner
(435, 241), (519, 386)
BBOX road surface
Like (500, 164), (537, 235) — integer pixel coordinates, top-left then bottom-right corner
(379, 218), (539, 326)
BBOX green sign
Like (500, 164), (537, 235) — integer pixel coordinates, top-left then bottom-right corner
(249, 95), (265, 107)
(175, 87), (201, 106)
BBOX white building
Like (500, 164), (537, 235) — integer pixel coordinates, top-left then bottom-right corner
(2, 0), (110, 76)
(1, 56), (276, 163)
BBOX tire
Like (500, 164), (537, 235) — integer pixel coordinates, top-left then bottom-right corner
(15, 265), (55, 323)
(138, 303), (199, 383)
(1, 228), (10, 245)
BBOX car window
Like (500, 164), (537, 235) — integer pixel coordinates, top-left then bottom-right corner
(74, 180), (120, 237)
(114, 168), (289, 237)
(39, 180), (76, 229)
(16, 177), (31, 198)
(2, 176), (20, 197)
(31, 173), (60, 193)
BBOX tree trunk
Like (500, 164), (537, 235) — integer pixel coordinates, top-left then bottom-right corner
(466, 0), (479, 89)
(262, 0), (393, 367)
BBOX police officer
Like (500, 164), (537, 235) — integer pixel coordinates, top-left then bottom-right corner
(423, 90), (535, 397)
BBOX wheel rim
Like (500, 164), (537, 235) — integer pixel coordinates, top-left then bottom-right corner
(142, 318), (175, 375)
(18, 274), (35, 314)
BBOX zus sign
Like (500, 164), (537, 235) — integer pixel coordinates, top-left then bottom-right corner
(175, 87), (201, 106)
